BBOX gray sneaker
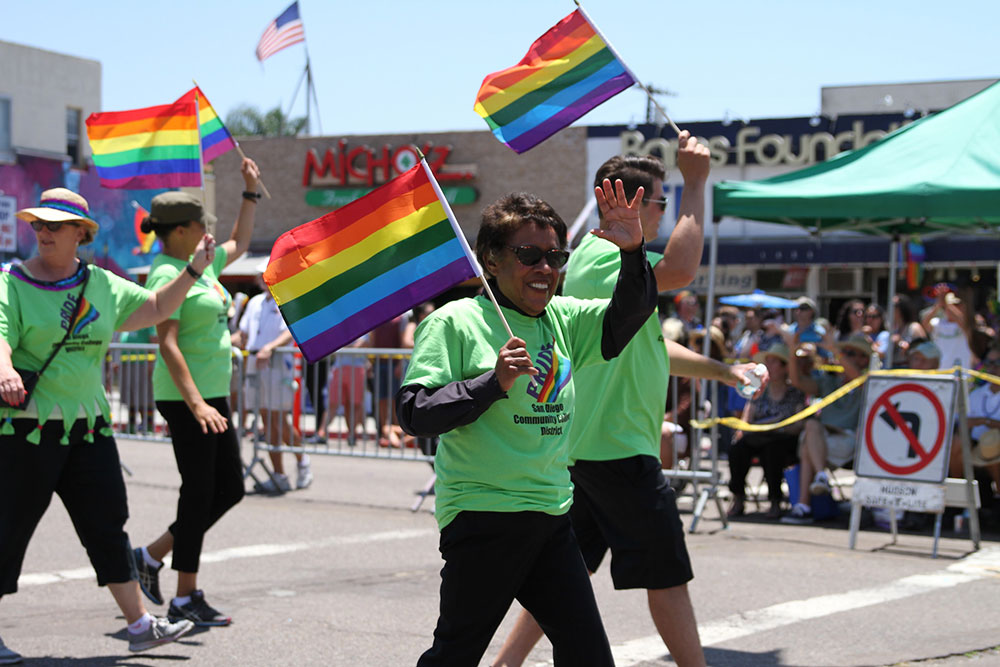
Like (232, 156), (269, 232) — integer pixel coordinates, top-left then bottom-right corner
(134, 547), (164, 606)
(128, 616), (193, 653)
(0, 634), (22, 665)
(256, 472), (291, 494)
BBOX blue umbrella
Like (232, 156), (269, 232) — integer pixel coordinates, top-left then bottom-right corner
(719, 289), (799, 309)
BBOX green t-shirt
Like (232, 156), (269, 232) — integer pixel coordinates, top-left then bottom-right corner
(0, 262), (150, 435)
(148, 247), (233, 401)
(403, 293), (609, 530)
(562, 233), (668, 461)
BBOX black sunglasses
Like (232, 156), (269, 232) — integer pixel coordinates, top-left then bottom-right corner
(507, 245), (569, 269)
(30, 220), (79, 232)
(642, 197), (668, 211)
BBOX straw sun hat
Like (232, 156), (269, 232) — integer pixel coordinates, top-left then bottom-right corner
(972, 428), (1000, 465)
(16, 188), (98, 243)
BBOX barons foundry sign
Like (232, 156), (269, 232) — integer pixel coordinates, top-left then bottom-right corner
(303, 140), (479, 209)
(588, 113), (926, 169)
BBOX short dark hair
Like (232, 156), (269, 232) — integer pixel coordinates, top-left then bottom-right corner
(476, 193), (567, 279)
(593, 155), (665, 219)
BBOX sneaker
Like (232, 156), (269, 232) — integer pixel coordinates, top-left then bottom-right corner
(128, 616), (194, 652)
(296, 458), (313, 490)
(168, 590), (232, 627)
(0, 634), (21, 665)
(134, 547), (164, 606)
(780, 503), (814, 525)
(256, 473), (291, 494)
(809, 471), (832, 496)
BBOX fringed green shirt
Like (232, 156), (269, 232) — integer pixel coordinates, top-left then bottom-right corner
(0, 261), (150, 443)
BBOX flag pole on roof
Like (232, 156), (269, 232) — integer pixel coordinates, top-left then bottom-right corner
(572, 0), (681, 136)
(190, 79), (273, 199)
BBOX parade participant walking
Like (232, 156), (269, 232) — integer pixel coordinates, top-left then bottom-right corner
(132, 158), (260, 627)
(495, 135), (724, 667)
(397, 181), (654, 666)
(0, 188), (218, 659)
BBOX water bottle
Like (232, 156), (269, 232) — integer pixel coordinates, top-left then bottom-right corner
(736, 363), (767, 399)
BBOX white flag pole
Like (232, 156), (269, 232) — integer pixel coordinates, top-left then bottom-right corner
(574, 1), (682, 136)
(418, 154), (515, 341)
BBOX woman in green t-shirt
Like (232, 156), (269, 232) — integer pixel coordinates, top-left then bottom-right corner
(131, 158), (260, 629)
(397, 182), (655, 666)
(0, 187), (217, 659)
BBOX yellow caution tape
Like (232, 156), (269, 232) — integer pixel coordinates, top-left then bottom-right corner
(690, 366), (1000, 432)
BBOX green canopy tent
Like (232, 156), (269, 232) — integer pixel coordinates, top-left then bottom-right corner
(711, 80), (1000, 367)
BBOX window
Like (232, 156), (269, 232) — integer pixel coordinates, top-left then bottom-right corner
(0, 98), (12, 162)
(66, 107), (82, 165)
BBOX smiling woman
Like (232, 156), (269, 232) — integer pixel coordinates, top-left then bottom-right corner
(395, 182), (656, 666)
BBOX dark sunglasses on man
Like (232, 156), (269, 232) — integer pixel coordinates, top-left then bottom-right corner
(642, 197), (668, 211)
(507, 245), (570, 269)
(30, 220), (79, 232)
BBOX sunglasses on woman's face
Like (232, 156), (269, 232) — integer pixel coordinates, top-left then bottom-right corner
(507, 245), (569, 269)
(30, 220), (79, 232)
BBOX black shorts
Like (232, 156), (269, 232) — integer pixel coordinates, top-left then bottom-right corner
(569, 455), (694, 590)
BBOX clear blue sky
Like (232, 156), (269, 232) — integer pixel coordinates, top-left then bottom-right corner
(4, 0), (997, 135)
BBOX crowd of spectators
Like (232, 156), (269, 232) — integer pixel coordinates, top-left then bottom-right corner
(659, 282), (1000, 525)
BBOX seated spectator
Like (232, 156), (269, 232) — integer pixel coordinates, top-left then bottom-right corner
(782, 331), (870, 524)
(728, 344), (805, 519)
(835, 299), (866, 341)
(950, 346), (1000, 498)
(864, 304), (891, 362)
(907, 339), (942, 371)
(891, 294), (927, 366)
(757, 309), (784, 353)
(790, 297), (825, 344)
(732, 307), (761, 360)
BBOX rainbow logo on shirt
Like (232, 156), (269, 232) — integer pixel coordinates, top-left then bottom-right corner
(527, 338), (571, 403)
(71, 297), (100, 334)
(211, 280), (230, 306)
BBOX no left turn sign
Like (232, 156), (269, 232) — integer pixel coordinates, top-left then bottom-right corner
(856, 376), (957, 483)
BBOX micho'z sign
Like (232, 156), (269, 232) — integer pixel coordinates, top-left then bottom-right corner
(303, 140), (476, 187)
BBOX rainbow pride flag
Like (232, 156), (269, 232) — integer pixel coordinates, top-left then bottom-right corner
(474, 9), (636, 153)
(264, 161), (480, 362)
(85, 99), (201, 189)
(177, 87), (237, 163)
(132, 202), (160, 255)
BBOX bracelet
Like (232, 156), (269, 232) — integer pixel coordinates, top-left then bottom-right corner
(185, 264), (202, 280)
(242, 190), (261, 202)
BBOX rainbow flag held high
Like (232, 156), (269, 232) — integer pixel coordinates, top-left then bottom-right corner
(85, 99), (201, 189)
(474, 9), (636, 154)
(177, 87), (237, 163)
(264, 161), (481, 362)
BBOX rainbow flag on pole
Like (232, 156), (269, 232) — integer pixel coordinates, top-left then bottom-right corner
(264, 161), (481, 362)
(474, 8), (636, 154)
(85, 99), (202, 189)
(177, 86), (237, 163)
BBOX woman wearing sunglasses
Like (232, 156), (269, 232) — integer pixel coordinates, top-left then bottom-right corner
(0, 188), (217, 661)
(397, 181), (655, 666)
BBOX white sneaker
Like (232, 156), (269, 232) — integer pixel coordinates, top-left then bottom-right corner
(296, 458), (313, 490)
(809, 471), (831, 496)
(0, 634), (22, 665)
(256, 472), (291, 494)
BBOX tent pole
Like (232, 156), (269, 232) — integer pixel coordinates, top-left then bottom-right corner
(886, 235), (899, 368)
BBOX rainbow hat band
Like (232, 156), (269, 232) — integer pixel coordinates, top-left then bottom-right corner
(17, 188), (99, 236)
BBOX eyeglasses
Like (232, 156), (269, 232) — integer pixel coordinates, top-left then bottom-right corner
(507, 245), (569, 269)
(852, 309), (864, 315)
(796, 305), (812, 311)
(984, 358), (1000, 367)
(865, 313), (882, 320)
(30, 220), (79, 232)
(642, 197), (668, 211)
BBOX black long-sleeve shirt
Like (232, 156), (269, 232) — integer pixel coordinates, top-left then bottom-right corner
(396, 243), (656, 438)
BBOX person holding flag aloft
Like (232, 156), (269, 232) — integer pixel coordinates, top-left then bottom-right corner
(397, 179), (655, 666)
(131, 158), (260, 628)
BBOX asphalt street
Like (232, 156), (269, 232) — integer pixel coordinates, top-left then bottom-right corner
(4, 436), (999, 666)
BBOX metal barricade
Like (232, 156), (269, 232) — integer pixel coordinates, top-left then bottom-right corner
(104, 342), (169, 442)
(241, 346), (433, 485)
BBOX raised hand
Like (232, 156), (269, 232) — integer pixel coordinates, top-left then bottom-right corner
(591, 178), (643, 252)
(676, 130), (711, 185)
(241, 158), (261, 191)
(495, 336), (537, 392)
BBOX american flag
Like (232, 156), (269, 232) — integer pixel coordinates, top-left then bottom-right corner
(256, 2), (306, 62)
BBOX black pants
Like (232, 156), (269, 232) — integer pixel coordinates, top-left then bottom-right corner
(305, 358), (329, 430)
(0, 418), (134, 595)
(157, 397), (244, 573)
(728, 432), (800, 503)
(418, 511), (613, 667)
